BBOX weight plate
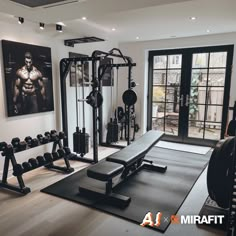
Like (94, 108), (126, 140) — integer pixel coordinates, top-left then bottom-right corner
(207, 137), (234, 208)
(122, 89), (137, 106)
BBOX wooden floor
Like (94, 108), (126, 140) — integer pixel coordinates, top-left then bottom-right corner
(0, 146), (225, 236)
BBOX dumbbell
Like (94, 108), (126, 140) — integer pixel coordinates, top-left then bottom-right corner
(11, 138), (27, 151)
(28, 158), (39, 169)
(51, 130), (57, 135)
(0, 142), (7, 152)
(22, 162), (32, 172)
(52, 152), (60, 161)
(57, 149), (66, 158)
(44, 153), (53, 163)
(30, 138), (39, 147)
(13, 164), (24, 176)
(25, 136), (32, 145)
(37, 134), (49, 144)
(44, 132), (51, 140)
(59, 132), (65, 139)
(36, 156), (46, 166)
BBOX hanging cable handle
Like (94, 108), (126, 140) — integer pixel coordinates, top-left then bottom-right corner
(81, 61), (86, 131)
(74, 60), (79, 132)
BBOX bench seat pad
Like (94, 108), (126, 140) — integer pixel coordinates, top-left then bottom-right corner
(106, 130), (163, 167)
(87, 161), (124, 181)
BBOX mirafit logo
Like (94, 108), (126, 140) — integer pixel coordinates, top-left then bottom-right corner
(140, 212), (224, 228)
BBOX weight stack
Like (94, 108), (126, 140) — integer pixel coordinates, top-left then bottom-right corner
(73, 127), (89, 155)
(106, 119), (119, 144)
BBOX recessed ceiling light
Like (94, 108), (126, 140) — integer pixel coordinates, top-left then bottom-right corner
(190, 16), (197, 21)
(39, 22), (45, 30)
(112, 28), (116, 31)
(136, 36), (140, 40)
(82, 17), (87, 20)
(18, 17), (24, 24)
(170, 35), (177, 38)
(56, 22), (66, 27)
(206, 29), (210, 33)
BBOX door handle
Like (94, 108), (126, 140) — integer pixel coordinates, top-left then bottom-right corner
(179, 94), (184, 107)
(185, 94), (190, 107)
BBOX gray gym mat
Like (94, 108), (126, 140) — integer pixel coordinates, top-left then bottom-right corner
(41, 147), (211, 232)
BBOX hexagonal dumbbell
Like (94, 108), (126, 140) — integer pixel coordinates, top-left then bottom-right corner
(0, 142), (7, 152)
(11, 138), (26, 151)
(64, 147), (71, 155)
(36, 156), (46, 166)
(44, 153), (53, 163)
(59, 132), (65, 139)
(22, 162), (32, 172)
(28, 158), (39, 169)
(30, 138), (39, 148)
(25, 136), (32, 146)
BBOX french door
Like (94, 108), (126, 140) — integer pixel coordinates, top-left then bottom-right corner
(148, 45), (234, 146)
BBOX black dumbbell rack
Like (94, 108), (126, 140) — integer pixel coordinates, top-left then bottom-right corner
(0, 131), (74, 195)
(227, 134), (236, 236)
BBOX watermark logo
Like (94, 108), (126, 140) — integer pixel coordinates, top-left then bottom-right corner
(140, 212), (224, 228)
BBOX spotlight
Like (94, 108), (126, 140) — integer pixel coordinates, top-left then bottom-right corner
(39, 22), (45, 30)
(56, 24), (63, 32)
(18, 17), (24, 24)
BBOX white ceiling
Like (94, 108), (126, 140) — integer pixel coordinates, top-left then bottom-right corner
(0, 0), (236, 43)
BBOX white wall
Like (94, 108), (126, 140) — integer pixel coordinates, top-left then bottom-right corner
(0, 20), (117, 172)
(119, 32), (236, 134)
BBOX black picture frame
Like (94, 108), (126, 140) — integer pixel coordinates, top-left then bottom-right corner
(2, 40), (54, 117)
(69, 52), (89, 87)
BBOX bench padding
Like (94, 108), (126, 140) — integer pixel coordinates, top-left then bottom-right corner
(106, 130), (163, 167)
(87, 161), (124, 181)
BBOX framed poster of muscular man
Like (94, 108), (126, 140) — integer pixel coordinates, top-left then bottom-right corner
(2, 40), (54, 117)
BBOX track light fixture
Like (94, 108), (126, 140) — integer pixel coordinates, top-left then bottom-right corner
(56, 24), (63, 32)
(39, 22), (45, 30)
(18, 17), (24, 24)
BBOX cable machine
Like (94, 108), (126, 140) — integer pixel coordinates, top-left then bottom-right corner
(91, 48), (137, 147)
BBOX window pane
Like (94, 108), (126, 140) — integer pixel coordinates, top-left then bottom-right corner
(168, 55), (182, 69)
(206, 87), (224, 105)
(204, 122), (221, 140)
(190, 87), (206, 105)
(152, 118), (164, 131)
(154, 56), (167, 69)
(152, 103), (165, 117)
(208, 69), (226, 86)
(188, 121), (204, 139)
(167, 70), (181, 85)
(153, 70), (166, 85)
(192, 53), (209, 68)
(166, 87), (180, 104)
(206, 105), (222, 122)
(209, 52), (227, 68)
(153, 87), (165, 102)
(189, 104), (206, 121)
(165, 119), (179, 136)
(191, 69), (208, 86)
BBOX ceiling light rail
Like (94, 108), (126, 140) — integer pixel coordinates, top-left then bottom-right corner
(64, 37), (105, 47)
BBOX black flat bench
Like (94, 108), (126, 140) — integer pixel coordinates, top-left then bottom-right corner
(79, 130), (167, 208)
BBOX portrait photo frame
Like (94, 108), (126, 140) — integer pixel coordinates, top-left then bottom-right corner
(2, 40), (54, 117)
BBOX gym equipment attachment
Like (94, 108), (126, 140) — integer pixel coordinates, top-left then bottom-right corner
(0, 130), (74, 195)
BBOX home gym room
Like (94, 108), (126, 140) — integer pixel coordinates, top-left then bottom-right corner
(0, 0), (235, 236)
